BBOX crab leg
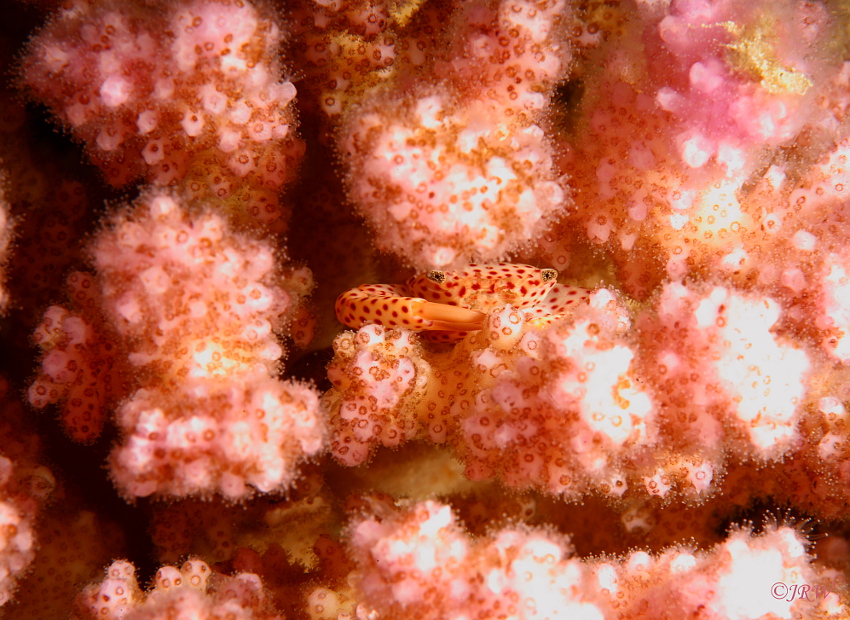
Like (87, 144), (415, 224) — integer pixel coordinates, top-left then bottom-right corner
(335, 284), (486, 332)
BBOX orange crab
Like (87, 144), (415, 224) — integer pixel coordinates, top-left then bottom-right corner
(335, 263), (592, 342)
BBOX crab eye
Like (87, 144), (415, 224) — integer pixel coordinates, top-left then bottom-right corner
(426, 270), (447, 284)
(542, 269), (558, 282)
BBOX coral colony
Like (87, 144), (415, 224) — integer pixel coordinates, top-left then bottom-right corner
(5, 0), (850, 618)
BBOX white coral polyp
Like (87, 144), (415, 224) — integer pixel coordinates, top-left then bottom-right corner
(111, 374), (324, 500)
(83, 191), (325, 499)
(92, 193), (291, 381)
(74, 559), (281, 620)
(0, 456), (36, 606)
(345, 93), (566, 270)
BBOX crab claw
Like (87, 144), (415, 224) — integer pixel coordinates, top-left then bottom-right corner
(414, 300), (486, 332)
(335, 284), (486, 334)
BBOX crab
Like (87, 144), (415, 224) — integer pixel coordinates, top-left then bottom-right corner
(335, 263), (592, 342)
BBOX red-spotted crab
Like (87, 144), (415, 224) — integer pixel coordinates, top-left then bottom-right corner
(335, 263), (591, 342)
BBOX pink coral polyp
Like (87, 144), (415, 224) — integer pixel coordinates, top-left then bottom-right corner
(22, 0), (303, 228)
(340, 0), (572, 270)
(30, 190), (325, 499)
